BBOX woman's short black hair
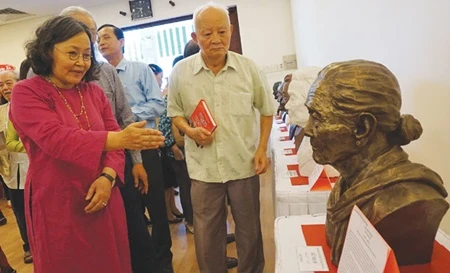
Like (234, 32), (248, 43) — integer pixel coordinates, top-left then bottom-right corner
(149, 64), (163, 75)
(25, 16), (98, 82)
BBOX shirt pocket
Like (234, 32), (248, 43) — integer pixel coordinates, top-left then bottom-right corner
(228, 92), (252, 116)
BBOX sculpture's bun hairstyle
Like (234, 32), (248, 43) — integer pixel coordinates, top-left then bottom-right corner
(390, 114), (423, 145)
(315, 59), (422, 146)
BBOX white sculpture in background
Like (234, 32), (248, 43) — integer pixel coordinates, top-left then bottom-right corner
(285, 67), (340, 178)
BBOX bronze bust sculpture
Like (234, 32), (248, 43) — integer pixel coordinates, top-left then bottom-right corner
(303, 60), (449, 266)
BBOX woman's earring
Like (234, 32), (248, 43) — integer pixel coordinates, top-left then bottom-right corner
(356, 140), (361, 146)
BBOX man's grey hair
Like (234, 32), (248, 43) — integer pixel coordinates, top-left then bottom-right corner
(0, 70), (19, 81)
(60, 6), (94, 19)
(193, 2), (230, 32)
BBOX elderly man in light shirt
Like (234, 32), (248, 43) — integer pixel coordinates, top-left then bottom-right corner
(168, 3), (275, 273)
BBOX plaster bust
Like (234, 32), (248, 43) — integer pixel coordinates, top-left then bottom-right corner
(304, 60), (449, 266)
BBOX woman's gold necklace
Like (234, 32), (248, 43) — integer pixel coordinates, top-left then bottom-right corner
(46, 77), (91, 131)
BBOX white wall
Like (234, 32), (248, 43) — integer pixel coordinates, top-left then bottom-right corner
(291, 0), (450, 233)
(0, 0), (295, 71)
(0, 16), (50, 69)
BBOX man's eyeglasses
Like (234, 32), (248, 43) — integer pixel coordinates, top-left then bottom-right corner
(54, 47), (92, 62)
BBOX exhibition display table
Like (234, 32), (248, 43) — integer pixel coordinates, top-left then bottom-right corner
(271, 121), (330, 217)
(274, 215), (450, 273)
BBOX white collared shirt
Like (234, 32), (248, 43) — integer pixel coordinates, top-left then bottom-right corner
(168, 51), (275, 183)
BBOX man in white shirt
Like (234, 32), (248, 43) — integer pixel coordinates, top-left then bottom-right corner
(168, 3), (275, 273)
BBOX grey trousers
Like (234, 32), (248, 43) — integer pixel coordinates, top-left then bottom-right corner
(191, 176), (265, 273)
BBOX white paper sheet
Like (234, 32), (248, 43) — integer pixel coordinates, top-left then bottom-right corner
(308, 164), (324, 186)
(338, 206), (392, 273)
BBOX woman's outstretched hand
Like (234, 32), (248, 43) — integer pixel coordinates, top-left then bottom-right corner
(121, 121), (165, 150)
(106, 121), (165, 151)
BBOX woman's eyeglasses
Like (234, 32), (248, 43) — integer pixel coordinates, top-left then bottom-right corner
(54, 47), (92, 62)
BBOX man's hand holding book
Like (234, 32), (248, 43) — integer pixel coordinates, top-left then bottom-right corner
(186, 127), (214, 147)
(188, 99), (217, 148)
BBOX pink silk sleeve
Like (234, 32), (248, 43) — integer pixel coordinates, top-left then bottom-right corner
(9, 81), (120, 177)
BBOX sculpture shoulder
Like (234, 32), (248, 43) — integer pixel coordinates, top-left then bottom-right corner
(365, 181), (448, 224)
(369, 183), (449, 265)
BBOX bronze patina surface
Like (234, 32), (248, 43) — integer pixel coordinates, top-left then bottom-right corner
(303, 60), (449, 266)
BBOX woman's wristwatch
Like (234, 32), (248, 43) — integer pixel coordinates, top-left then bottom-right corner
(99, 173), (116, 187)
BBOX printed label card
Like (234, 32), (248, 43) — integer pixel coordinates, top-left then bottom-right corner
(286, 164), (308, 186)
(283, 148), (297, 156)
(337, 206), (399, 273)
(296, 246), (329, 272)
(287, 169), (299, 177)
(287, 164), (309, 186)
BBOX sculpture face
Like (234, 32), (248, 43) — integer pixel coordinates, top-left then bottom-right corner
(304, 81), (359, 166)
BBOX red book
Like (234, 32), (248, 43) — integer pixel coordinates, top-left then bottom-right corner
(190, 99), (217, 133)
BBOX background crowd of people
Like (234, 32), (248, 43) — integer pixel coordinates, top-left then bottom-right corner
(0, 2), (274, 273)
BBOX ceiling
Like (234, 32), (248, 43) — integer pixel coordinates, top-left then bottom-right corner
(0, 0), (118, 25)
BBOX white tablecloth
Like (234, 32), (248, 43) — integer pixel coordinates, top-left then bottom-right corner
(271, 120), (330, 217)
(274, 215), (450, 273)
